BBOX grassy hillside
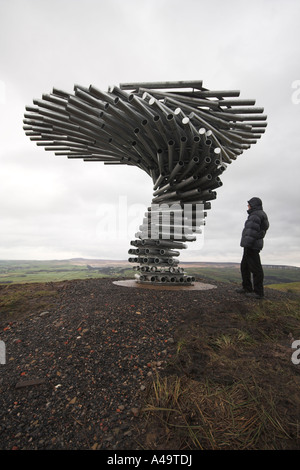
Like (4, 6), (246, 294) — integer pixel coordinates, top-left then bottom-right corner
(0, 260), (132, 284)
(265, 281), (300, 294)
(186, 264), (300, 287)
(0, 260), (300, 291)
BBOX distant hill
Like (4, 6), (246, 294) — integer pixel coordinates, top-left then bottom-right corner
(68, 259), (300, 270)
(0, 259), (299, 286)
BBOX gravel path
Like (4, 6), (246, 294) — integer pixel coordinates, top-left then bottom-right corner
(0, 277), (288, 450)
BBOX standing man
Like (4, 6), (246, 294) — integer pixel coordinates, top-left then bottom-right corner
(238, 197), (269, 299)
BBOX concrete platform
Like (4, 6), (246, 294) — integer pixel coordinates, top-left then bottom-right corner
(113, 280), (217, 291)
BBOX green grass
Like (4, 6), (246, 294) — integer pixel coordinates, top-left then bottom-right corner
(266, 281), (300, 294)
(185, 265), (300, 286)
(186, 266), (242, 284)
(0, 260), (132, 284)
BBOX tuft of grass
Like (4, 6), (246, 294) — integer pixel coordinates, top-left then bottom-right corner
(176, 339), (187, 355)
(142, 374), (291, 450)
(210, 329), (256, 352)
(213, 334), (235, 350)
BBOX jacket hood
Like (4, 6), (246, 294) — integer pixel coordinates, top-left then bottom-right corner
(248, 197), (263, 210)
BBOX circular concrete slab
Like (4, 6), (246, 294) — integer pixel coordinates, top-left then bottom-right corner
(113, 280), (217, 291)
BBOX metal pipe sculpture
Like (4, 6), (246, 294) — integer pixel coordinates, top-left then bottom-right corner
(23, 80), (267, 285)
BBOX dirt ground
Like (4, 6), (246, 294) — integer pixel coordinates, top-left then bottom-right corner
(0, 277), (300, 450)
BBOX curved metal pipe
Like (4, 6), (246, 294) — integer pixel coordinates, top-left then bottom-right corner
(167, 139), (175, 172)
(128, 93), (156, 120)
(175, 174), (198, 190)
(134, 127), (157, 161)
(179, 136), (187, 161)
(176, 156), (199, 182)
(89, 85), (119, 105)
(152, 191), (178, 204)
(153, 172), (167, 190)
(153, 115), (169, 144)
(156, 148), (165, 175)
(156, 240), (187, 249)
(75, 88), (107, 110)
(191, 135), (200, 156)
(115, 97), (145, 123)
(153, 182), (172, 197)
(168, 160), (184, 182)
(159, 249), (180, 257)
(120, 80), (204, 90)
(108, 85), (131, 100)
(166, 113), (184, 142)
(141, 118), (162, 149)
(179, 188), (201, 199)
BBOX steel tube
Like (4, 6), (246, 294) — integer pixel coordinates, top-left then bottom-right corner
(155, 240), (187, 249)
(180, 156), (199, 179)
(166, 113), (184, 142)
(141, 119), (162, 149)
(167, 139), (175, 172)
(181, 116), (199, 137)
(175, 174), (198, 190)
(153, 182), (172, 197)
(224, 106), (264, 114)
(134, 127), (157, 161)
(104, 103), (136, 125)
(128, 93), (156, 120)
(152, 191), (178, 204)
(42, 93), (68, 106)
(75, 88), (107, 110)
(89, 85), (119, 105)
(179, 136), (187, 161)
(115, 98), (145, 122)
(191, 135), (200, 155)
(153, 115), (169, 144)
(140, 88), (220, 110)
(156, 149), (165, 175)
(66, 104), (104, 126)
(153, 173), (167, 190)
(120, 80), (204, 90)
(108, 85), (130, 100)
(168, 160), (184, 182)
(33, 99), (68, 116)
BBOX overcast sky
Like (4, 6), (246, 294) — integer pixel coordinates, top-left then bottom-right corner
(0, 0), (299, 266)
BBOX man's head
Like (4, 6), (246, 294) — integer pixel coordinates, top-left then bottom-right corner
(247, 197), (263, 210)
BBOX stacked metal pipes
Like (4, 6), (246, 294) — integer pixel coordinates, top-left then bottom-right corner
(23, 80), (267, 285)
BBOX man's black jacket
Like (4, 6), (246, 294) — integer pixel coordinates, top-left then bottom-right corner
(240, 197), (269, 251)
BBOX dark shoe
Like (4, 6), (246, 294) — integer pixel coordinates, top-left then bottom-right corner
(245, 292), (264, 299)
(236, 288), (252, 294)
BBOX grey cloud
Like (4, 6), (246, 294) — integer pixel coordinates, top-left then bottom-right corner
(0, 0), (299, 265)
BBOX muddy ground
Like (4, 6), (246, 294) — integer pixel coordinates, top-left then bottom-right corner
(0, 277), (300, 450)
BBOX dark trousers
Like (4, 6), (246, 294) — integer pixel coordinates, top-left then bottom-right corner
(240, 247), (264, 296)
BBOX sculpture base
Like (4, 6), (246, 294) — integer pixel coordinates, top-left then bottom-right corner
(113, 280), (217, 291)
(137, 280), (193, 286)
(134, 271), (194, 285)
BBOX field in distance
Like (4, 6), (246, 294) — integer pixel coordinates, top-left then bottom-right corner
(0, 259), (300, 293)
